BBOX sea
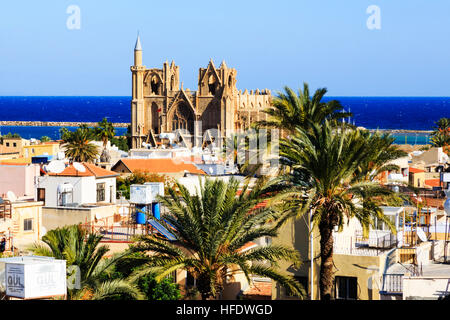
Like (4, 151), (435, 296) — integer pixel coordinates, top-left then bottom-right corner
(0, 96), (449, 144)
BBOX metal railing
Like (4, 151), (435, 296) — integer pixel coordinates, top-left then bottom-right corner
(355, 232), (398, 249)
(333, 232), (398, 256)
(79, 223), (149, 243)
(0, 201), (12, 221)
(382, 274), (403, 294)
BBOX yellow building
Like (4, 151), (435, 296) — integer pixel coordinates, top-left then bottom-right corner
(0, 200), (44, 253)
(272, 207), (404, 300)
(1, 142), (60, 164)
(408, 167), (426, 188)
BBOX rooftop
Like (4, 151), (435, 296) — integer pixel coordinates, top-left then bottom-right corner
(115, 158), (206, 175)
(48, 162), (119, 178)
(409, 167), (425, 173)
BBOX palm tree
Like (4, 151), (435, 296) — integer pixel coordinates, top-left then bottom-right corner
(128, 177), (305, 300)
(96, 118), (116, 148)
(431, 118), (450, 151)
(61, 125), (99, 162)
(256, 83), (352, 134)
(30, 225), (143, 300)
(277, 121), (405, 300)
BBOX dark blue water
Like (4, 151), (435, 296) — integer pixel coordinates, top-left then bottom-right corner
(324, 97), (450, 131)
(0, 96), (449, 142)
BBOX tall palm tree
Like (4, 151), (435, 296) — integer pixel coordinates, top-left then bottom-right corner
(256, 83), (352, 134)
(431, 118), (450, 152)
(96, 117), (116, 148)
(30, 225), (143, 300)
(61, 125), (99, 163)
(278, 121), (405, 300)
(128, 177), (305, 300)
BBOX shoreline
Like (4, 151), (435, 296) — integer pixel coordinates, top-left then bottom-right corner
(0, 121), (130, 128)
(366, 128), (433, 134)
(0, 122), (432, 133)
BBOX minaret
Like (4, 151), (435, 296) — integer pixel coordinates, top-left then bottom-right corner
(131, 34), (146, 149)
(134, 35), (143, 66)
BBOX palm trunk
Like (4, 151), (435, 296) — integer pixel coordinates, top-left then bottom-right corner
(319, 219), (335, 300)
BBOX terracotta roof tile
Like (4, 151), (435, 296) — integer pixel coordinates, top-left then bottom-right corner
(116, 158), (206, 175)
(48, 162), (119, 178)
(409, 167), (425, 173)
(243, 281), (272, 299)
(425, 179), (441, 188)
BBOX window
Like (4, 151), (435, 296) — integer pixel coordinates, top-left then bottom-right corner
(335, 276), (357, 300)
(13, 143), (17, 147)
(97, 183), (105, 202)
(5, 142), (9, 147)
(58, 190), (73, 206)
(37, 188), (46, 205)
(208, 74), (216, 95)
(24, 218), (33, 231)
(186, 272), (196, 287)
(374, 215), (395, 231)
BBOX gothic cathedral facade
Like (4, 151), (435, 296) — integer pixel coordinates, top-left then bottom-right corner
(130, 36), (272, 149)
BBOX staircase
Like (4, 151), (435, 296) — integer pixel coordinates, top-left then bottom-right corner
(11, 220), (20, 237)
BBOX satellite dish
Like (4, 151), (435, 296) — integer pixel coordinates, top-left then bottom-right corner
(6, 191), (16, 202)
(73, 162), (86, 173)
(417, 227), (427, 242)
(47, 160), (65, 174)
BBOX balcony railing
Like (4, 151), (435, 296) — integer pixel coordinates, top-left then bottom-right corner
(333, 231), (398, 256)
(381, 274), (403, 294)
(0, 201), (12, 221)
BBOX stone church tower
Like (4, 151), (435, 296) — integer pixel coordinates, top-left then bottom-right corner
(130, 36), (271, 149)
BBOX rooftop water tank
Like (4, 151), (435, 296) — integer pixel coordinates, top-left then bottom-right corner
(130, 182), (164, 204)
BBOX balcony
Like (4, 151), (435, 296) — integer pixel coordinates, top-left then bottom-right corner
(381, 274), (403, 294)
(333, 231), (398, 257)
(0, 200), (12, 221)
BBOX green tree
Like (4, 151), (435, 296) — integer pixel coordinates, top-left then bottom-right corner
(61, 125), (99, 162)
(128, 177), (305, 300)
(95, 118), (116, 148)
(110, 136), (129, 152)
(40, 136), (52, 143)
(256, 83), (352, 134)
(2, 132), (21, 138)
(277, 121), (405, 300)
(29, 225), (143, 300)
(116, 171), (174, 199)
(430, 118), (450, 155)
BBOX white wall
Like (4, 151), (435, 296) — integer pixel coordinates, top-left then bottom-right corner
(37, 176), (116, 207)
(403, 277), (450, 300)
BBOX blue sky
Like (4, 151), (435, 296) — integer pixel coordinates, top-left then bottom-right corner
(1, 1), (450, 96)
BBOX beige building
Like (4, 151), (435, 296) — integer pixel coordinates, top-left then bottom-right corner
(0, 137), (30, 158)
(130, 36), (271, 149)
(272, 207), (405, 300)
(0, 199), (44, 253)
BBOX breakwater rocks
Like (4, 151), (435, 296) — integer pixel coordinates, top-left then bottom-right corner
(364, 128), (433, 134)
(0, 121), (130, 128)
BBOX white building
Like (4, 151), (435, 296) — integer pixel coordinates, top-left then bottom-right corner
(36, 162), (118, 207)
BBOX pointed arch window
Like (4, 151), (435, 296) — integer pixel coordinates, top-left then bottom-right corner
(151, 75), (161, 95)
(208, 74), (216, 95)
